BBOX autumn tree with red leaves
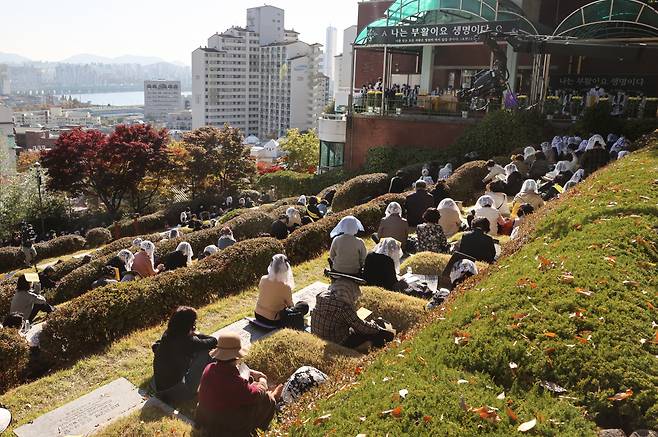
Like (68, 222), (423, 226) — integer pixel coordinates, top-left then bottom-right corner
(41, 125), (170, 218)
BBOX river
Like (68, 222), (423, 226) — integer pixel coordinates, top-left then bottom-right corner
(59, 91), (192, 107)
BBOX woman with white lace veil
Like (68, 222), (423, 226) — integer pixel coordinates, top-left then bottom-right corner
(363, 237), (405, 291)
(329, 216), (367, 275)
(376, 202), (409, 248)
(437, 198), (464, 238)
(255, 254), (308, 327)
(513, 179), (545, 213)
(132, 240), (162, 277)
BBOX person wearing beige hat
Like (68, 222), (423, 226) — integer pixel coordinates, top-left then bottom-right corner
(196, 332), (283, 435)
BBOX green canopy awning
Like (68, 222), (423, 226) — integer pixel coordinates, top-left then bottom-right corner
(553, 0), (658, 38)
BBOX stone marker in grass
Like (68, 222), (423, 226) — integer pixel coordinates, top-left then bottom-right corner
(13, 378), (145, 437)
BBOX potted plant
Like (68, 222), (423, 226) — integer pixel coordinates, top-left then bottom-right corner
(570, 96), (583, 120)
(544, 95), (560, 119)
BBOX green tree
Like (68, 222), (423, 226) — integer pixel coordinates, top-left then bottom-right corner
(178, 125), (256, 198)
(281, 128), (319, 173)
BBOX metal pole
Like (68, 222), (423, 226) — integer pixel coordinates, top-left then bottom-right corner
(35, 164), (45, 237)
(349, 46), (357, 115)
(381, 45), (388, 114)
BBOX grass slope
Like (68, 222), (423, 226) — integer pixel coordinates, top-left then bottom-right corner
(287, 143), (658, 435)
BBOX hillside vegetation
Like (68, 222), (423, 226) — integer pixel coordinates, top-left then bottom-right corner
(287, 138), (658, 435)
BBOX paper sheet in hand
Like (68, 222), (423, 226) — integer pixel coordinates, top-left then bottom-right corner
(357, 307), (372, 320)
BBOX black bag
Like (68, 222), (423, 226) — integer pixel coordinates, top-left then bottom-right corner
(280, 307), (305, 331)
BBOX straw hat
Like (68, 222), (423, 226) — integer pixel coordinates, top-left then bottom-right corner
(210, 332), (249, 361)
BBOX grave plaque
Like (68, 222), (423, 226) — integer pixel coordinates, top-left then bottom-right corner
(14, 378), (145, 437)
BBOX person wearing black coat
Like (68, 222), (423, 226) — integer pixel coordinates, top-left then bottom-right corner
(164, 250), (188, 271)
(152, 307), (218, 403)
(458, 217), (496, 263)
(405, 181), (435, 227)
(504, 171), (524, 197)
(430, 180), (450, 207)
(580, 147), (610, 176)
(389, 171), (406, 194)
(363, 252), (398, 291)
(270, 215), (289, 240)
(529, 152), (551, 180)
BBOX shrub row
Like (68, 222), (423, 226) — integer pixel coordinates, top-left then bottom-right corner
(284, 193), (405, 264)
(331, 173), (390, 212)
(107, 211), (167, 240)
(256, 169), (352, 198)
(445, 160), (489, 205)
(39, 237), (284, 363)
(0, 235), (87, 274)
(85, 228), (113, 248)
(0, 329), (30, 393)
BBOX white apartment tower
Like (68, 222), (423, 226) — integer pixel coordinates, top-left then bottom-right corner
(323, 26), (337, 94)
(192, 6), (326, 137)
(144, 80), (182, 120)
(334, 25), (358, 109)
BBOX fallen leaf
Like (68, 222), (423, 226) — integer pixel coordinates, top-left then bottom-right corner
(608, 389), (633, 401)
(544, 332), (558, 338)
(604, 256), (617, 265)
(518, 418), (537, 432)
(391, 406), (403, 418)
(575, 288), (593, 297)
(399, 389), (409, 399)
(544, 347), (556, 355)
(512, 313), (529, 320)
(496, 392), (506, 400)
(648, 301), (656, 311)
(537, 256), (554, 270)
(506, 407), (518, 422)
(509, 362), (518, 370)
(470, 406), (501, 424)
(313, 414), (332, 425)
(354, 366), (363, 375)
(423, 415), (432, 423)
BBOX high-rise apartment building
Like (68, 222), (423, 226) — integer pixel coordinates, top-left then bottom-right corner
(144, 80), (182, 120)
(0, 65), (10, 96)
(192, 6), (327, 137)
(324, 26), (337, 94)
(0, 106), (16, 176)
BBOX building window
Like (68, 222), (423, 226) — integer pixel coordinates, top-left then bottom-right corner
(319, 141), (344, 169)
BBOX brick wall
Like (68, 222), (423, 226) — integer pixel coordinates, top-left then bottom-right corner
(345, 114), (476, 170)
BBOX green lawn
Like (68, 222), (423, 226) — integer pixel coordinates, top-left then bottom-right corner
(283, 143), (658, 435)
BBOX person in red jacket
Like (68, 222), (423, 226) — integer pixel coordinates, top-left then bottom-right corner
(196, 332), (283, 435)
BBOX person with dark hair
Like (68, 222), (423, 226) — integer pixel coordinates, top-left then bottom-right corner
(10, 274), (54, 323)
(91, 266), (118, 289)
(405, 180), (435, 227)
(107, 249), (134, 278)
(322, 189), (336, 206)
(457, 218), (497, 263)
(245, 197), (255, 208)
(195, 332), (282, 435)
(152, 306), (218, 403)
(430, 180), (450, 207)
(529, 151), (550, 180)
(511, 154), (529, 177)
(306, 196), (323, 221)
(270, 215), (289, 240)
(511, 203), (535, 240)
(416, 208), (449, 253)
(188, 214), (203, 231)
(485, 180), (510, 217)
(38, 266), (57, 290)
(389, 171), (406, 194)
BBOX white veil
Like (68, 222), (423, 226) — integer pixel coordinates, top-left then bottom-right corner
(267, 254), (295, 289)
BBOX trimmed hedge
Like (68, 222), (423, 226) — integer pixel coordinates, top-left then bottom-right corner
(0, 235), (87, 274)
(108, 211), (167, 241)
(365, 146), (452, 174)
(445, 160), (489, 205)
(256, 169), (351, 199)
(39, 238), (284, 363)
(85, 228), (112, 248)
(284, 193), (405, 264)
(331, 173), (390, 212)
(0, 329), (30, 393)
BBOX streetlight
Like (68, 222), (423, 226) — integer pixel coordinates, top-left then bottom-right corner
(34, 162), (45, 237)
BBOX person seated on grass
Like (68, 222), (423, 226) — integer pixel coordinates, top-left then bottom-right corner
(168, 228), (181, 240)
(322, 189), (336, 206)
(180, 207), (192, 226)
(430, 180), (450, 207)
(438, 163), (452, 181)
(503, 163), (524, 197)
(312, 276), (396, 351)
(450, 259), (479, 288)
(199, 206), (211, 221)
(485, 180), (510, 217)
(199, 245), (218, 261)
(195, 332), (282, 435)
(544, 160), (572, 183)
(91, 265), (118, 289)
(10, 274), (54, 323)
(482, 160), (505, 184)
(437, 198), (465, 239)
(317, 199), (329, 216)
(363, 238), (405, 291)
(563, 169), (586, 192)
(188, 215), (203, 232)
(523, 146), (537, 168)
(456, 217), (496, 264)
(245, 196), (255, 208)
(286, 207), (302, 232)
(416, 208), (450, 253)
(329, 216), (367, 276)
(152, 306), (217, 403)
(255, 254), (308, 329)
(164, 242), (194, 271)
(580, 134), (611, 176)
(529, 151), (551, 180)
(513, 180), (545, 215)
(217, 227), (237, 250)
(297, 195), (307, 206)
(375, 202), (409, 249)
(107, 249), (134, 278)
(270, 214), (289, 240)
(388, 170), (406, 194)
(511, 203), (534, 240)
(405, 180), (435, 227)
(238, 198), (246, 209)
(472, 195), (506, 237)
(419, 168), (434, 186)
(133, 240), (163, 278)
(38, 266), (57, 291)
(306, 196), (323, 221)
(510, 154), (529, 177)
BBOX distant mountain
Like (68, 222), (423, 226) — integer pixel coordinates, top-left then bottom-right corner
(61, 54), (175, 66)
(0, 52), (32, 65)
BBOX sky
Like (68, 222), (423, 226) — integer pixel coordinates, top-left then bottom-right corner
(1, 0), (359, 64)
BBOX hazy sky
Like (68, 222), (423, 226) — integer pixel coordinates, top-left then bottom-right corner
(1, 0), (359, 64)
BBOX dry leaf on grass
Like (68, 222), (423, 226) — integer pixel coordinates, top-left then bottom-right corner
(559, 273), (575, 284)
(423, 415), (432, 423)
(381, 406), (403, 418)
(470, 406), (501, 424)
(537, 256), (554, 270)
(543, 332), (558, 338)
(608, 388), (633, 401)
(506, 406), (518, 422)
(604, 256), (617, 265)
(575, 288), (593, 297)
(518, 418), (537, 432)
(313, 414), (332, 425)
